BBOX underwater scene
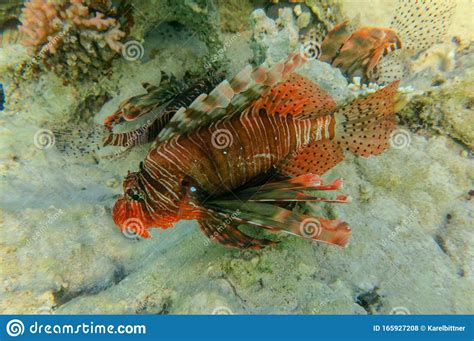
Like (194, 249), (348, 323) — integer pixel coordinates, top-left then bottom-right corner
(0, 0), (472, 316)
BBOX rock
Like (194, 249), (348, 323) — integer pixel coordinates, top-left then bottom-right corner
(297, 12), (311, 29)
(216, 0), (253, 33)
(399, 63), (474, 151)
(130, 0), (224, 62)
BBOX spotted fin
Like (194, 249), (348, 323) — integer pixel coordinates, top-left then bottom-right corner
(369, 0), (457, 84)
(158, 53), (308, 141)
(280, 139), (344, 177)
(335, 80), (399, 157)
(53, 123), (106, 158)
(371, 50), (408, 85)
(390, 0), (456, 51)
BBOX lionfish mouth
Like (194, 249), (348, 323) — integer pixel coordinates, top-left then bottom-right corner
(112, 197), (181, 238)
(112, 197), (153, 238)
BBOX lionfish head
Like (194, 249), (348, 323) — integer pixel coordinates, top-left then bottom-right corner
(112, 170), (181, 239)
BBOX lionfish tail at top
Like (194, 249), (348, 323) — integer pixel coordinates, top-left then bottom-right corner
(112, 52), (400, 249)
(319, 0), (457, 83)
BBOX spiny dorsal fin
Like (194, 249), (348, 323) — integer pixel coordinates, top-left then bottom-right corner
(158, 53), (307, 141)
(247, 73), (336, 119)
(104, 73), (223, 149)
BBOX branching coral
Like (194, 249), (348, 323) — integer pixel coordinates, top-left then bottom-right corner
(18, 0), (60, 47)
(17, 0), (127, 81)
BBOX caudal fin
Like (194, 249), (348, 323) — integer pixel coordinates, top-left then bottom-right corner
(334, 80), (399, 157)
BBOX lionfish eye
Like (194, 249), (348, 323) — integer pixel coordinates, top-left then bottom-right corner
(126, 188), (143, 201)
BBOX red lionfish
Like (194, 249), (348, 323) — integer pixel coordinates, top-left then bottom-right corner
(110, 53), (400, 249)
(317, 0), (456, 83)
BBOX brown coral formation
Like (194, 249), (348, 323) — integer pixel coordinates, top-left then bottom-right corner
(17, 0), (126, 81)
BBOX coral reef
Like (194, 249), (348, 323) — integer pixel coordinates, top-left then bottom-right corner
(0, 0), (24, 47)
(396, 44), (474, 151)
(303, 0), (345, 37)
(408, 42), (458, 75)
(0, 0), (472, 316)
(16, 0), (126, 81)
(127, 0), (224, 67)
(216, 0), (253, 33)
(250, 7), (300, 64)
(0, 0), (23, 30)
(399, 68), (474, 151)
(293, 5), (311, 29)
(250, 2), (344, 65)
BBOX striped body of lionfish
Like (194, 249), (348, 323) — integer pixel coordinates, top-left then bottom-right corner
(108, 52), (400, 249)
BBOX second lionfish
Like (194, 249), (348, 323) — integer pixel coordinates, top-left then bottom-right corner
(109, 53), (399, 249)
